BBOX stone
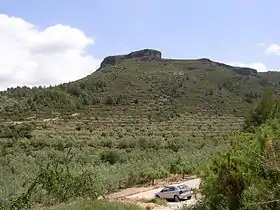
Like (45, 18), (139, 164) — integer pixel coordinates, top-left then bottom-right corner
(100, 49), (162, 68)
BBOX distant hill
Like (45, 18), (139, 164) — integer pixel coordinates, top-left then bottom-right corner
(3, 49), (280, 208)
(1, 48), (280, 121)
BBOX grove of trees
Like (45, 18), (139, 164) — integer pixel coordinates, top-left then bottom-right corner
(188, 90), (280, 210)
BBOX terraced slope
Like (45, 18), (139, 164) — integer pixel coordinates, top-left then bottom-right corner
(30, 115), (243, 148)
(1, 49), (279, 208)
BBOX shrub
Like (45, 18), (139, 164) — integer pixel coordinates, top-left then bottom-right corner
(170, 156), (194, 178)
(0, 123), (34, 139)
(244, 89), (280, 132)
(9, 149), (106, 209)
(49, 199), (141, 210)
(100, 150), (122, 165)
(118, 137), (137, 149)
(143, 198), (168, 206)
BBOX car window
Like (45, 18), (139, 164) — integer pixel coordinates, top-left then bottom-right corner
(161, 187), (169, 192)
(168, 186), (176, 191)
(177, 185), (187, 189)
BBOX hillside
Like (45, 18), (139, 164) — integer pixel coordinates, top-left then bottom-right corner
(1, 49), (280, 209)
(1, 49), (280, 122)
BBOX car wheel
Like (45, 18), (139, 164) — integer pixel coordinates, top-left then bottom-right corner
(156, 195), (160, 199)
(174, 195), (180, 202)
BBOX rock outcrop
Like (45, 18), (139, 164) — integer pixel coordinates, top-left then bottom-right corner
(100, 49), (162, 68)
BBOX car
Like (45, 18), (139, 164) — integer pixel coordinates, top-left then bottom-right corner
(154, 184), (193, 202)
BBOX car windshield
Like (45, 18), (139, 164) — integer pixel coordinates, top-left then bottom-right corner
(177, 184), (189, 190)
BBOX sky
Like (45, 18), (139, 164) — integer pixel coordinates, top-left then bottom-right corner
(0, 0), (280, 90)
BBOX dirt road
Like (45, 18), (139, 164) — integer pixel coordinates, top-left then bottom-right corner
(126, 178), (201, 210)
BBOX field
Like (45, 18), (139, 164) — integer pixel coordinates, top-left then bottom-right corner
(0, 112), (243, 209)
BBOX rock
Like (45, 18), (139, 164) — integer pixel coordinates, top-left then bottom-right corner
(100, 49), (162, 68)
(198, 58), (212, 62)
(233, 67), (257, 75)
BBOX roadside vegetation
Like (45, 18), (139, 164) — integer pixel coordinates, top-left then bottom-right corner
(186, 91), (280, 210)
(35, 199), (141, 210)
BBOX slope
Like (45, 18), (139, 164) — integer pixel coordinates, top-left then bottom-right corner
(1, 49), (278, 208)
(1, 49), (278, 122)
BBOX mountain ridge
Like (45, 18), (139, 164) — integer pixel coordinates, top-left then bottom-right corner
(99, 48), (258, 76)
(1, 49), (280, 121)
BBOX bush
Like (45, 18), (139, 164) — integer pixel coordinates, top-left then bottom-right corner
(166, 137), (186, 152)
(0, 123), (34, 139)
(9, 150), (106, 209)
(118, 137), (137, 149)
(140, 166), (169, 185)
(49, 199), (141, 210)
(143, 198), (168, 206)
(244, 89), (280, 132)
(139, 137), (164, 150)
(100, 150), (122, 165)
(170, 156), (194, 178)
(193, 119), (280, 209)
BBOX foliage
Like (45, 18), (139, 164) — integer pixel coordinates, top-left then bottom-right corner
(0, 113), (239, 208)
(0, 123), (34, 139)
(170, 156), (194, 178)
(100, 150), (122, 165)
(40, 198), (141, 210)
(140, 165), (169, 185)
(143, 198), (168, 206)
(0, 112), (242, 209)
(190, 118), (280, 210)
(4, 57), (278, 208)
(244, 89), (280, 132)
(2, 58), (280, 121)
(8, 149), (108, 209)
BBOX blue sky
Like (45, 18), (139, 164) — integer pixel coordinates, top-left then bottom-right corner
(0, 0), (280, 88)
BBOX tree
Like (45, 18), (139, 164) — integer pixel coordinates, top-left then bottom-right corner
(100, 150), (121, 165)
(104, 96), (115, 105)
(244, 89), (280, 132)
(170, 156), (193, 179)
(194, 120), (280, 210)
(0, 123), (34, 139)
(141, 166), (169, 185)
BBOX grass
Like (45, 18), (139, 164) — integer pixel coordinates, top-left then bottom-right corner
(142, 198), (168, 206)
(34, 199), (141, 210)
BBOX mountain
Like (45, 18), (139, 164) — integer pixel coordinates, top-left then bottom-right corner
(2, 49), (280, 208)
(1, 49), (280, 122)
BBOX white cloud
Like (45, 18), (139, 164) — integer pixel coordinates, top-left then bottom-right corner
(0, 14), (101, 90)
(265, 44), (280, 56)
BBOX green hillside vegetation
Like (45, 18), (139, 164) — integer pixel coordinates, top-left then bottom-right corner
(2, 56), (280, 121)
(186, 92), (280, 210)
(33, 199), (141, 210)
(2, 49), (280, 209)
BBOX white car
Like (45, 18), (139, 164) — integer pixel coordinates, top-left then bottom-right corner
(155, 184), (193, 202)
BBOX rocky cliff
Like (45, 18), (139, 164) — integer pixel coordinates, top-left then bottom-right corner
(100, 49), (162, 68)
